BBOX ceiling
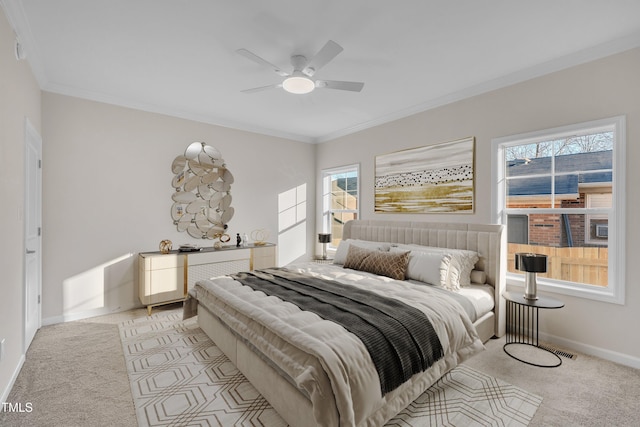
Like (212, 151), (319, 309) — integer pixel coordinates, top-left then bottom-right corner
(4, 0), (640, 143)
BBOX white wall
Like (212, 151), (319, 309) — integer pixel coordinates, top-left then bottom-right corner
(0, 8), (41, 401)
(41, 92), (316, 323)
(316, 48), (640, 366)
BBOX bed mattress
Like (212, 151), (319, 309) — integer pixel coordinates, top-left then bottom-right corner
(195, 261), (485, 426)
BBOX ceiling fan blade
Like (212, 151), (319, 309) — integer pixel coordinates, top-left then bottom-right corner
(240, 83), (282, 94)
(317, 80), (364, 92)
(302, 40), (343, 76)
(236, 49), (289, 77)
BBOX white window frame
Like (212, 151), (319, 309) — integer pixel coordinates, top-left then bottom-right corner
(491, 116), (625, 304)
(321, 164), (360, 250)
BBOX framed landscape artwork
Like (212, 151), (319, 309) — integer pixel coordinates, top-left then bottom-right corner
(375, 137), (475, 213)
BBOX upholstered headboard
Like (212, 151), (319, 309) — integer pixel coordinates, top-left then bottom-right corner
(343, 219), (506, 337)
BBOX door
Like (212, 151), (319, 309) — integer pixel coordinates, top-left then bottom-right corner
(24, 119), (42, 351)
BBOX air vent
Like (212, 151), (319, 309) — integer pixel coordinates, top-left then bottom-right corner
(538, 344), (577, 360)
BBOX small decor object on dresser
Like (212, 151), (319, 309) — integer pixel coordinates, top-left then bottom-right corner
(251, 229), (269, 246)
(159, 239), (172, 254)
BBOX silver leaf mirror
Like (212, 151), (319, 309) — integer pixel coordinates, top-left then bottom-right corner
(171, 142), (234, 239)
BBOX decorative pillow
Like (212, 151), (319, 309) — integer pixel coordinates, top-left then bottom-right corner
(343, 244), (371, 269)
(344, 245), (409, 280)
(391, 244), (479, 290)
(333, 239), (391, 265)
(391, 247), (451, 287)
(451, 249), (480, 287)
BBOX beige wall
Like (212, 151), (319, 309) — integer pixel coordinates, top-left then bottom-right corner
(40, 93), (316, 323)
(0, 9), (42, 400)
(317, 48), (640, 366)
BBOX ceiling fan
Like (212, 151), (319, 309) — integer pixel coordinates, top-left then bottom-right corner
(236, 40), (364, 95)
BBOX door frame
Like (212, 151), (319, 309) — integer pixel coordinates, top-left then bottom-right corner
(24, 118), (42, 351)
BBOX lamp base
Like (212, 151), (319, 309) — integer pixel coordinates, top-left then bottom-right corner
(524, 272), (539, 300)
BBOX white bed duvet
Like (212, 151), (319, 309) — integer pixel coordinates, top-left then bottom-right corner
(195, 261), (484, 426)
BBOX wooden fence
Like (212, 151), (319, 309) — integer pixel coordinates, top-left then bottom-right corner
(508, 244), (608, 287)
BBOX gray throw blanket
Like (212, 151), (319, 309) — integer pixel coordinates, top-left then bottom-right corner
(232, 268), (443, 395)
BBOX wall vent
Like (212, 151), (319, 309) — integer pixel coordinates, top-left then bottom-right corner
(538, 343), (577, 360)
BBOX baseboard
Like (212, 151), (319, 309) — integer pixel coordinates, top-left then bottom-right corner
(42, 303), (143, 326)
(540, 331), (640, 369)
(1, 353), (25, 404)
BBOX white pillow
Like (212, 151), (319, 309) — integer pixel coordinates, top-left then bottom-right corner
(454, 250), (480, 287)
(391, 247), (451, 287)
(470, 269), (487, 285)
(392, 244), (479, 290)
(333, 239), (390, 265)
(441, 248), (479, 287)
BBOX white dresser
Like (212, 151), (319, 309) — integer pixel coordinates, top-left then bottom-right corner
(139, 244), (276, 314)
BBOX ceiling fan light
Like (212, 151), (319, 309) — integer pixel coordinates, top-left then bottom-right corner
(282, 76), (315, 94)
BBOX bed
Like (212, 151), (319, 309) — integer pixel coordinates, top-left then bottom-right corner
(193, 220), (506, 426)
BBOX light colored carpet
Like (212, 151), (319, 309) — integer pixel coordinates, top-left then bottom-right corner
(119, 309), (541, 426)
(4, 304), (640, 426)
(0, 321), (136, 427)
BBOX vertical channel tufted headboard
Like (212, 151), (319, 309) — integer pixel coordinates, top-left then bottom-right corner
(343, 219), (506, 337)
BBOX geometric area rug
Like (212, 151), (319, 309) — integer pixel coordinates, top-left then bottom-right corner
(386, 364), (542, 426)
(119, 309), (542, 427)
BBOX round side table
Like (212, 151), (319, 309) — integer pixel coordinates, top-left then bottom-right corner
(503, 291), (565, 367)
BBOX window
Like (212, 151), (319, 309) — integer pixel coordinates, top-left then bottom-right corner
(322, 164), (359, 249)
(492, 116), (625, 304)
(585, 193), (611, 245)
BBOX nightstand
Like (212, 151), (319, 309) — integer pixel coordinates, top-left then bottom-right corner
(503, 291), (565, 367)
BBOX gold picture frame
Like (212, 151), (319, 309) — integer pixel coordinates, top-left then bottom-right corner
(375, 137), (475, 213)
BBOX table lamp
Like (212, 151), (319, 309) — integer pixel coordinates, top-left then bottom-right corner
(515, 253), (547, 300)
(318, 233), (332, 260)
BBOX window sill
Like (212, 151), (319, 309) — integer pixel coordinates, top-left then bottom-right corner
(506, 273), (624, 305)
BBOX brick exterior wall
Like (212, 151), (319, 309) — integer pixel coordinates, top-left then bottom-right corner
(527, 194), (593, 247)
(529, 214), (561, 246)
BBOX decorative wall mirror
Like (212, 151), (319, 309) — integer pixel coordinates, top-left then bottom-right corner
(171, 142), (234, 239)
